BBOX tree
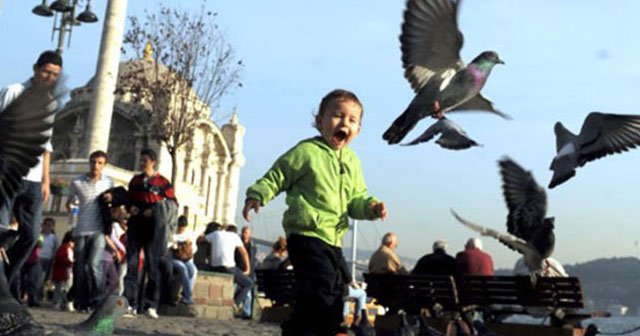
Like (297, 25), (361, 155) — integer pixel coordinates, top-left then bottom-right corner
(119, 2), (242, 187)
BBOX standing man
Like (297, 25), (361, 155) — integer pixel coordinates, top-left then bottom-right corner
(368, 232), (408, 274)
(0, 50), (61, 300)
(200, 222), (253, 319)
(124, 148), (177, 319)
(67, 150), (113, 311)
(239, 226), (256, 318)
(455, 238), (494, 276)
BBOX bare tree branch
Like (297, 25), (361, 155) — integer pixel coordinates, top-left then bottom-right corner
(118, 2), (243, 186)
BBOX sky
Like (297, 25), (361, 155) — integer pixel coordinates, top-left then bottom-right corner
(2, 1), (640, 269)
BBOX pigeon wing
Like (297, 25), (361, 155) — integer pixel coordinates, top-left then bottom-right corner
(451, 209), (535, 256)
(0, 85), (57, 206)
(400, 0), (464, 93)
(576, 112), (640, 166)
(401, 117), (479, 149)
(451, 93), (511, 119)
(498, 158), (547, 241)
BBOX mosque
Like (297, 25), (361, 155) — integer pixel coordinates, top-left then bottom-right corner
(43, 50), (245, 233)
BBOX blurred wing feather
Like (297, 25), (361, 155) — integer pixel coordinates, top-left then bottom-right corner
(401, 0), (464, 92)
(498, 158), (547, 240)
(0, 85), (57, 205)
(577, 112), (640, 166)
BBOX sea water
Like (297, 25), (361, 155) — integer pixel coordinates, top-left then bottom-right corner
(506, 315), (640, 335)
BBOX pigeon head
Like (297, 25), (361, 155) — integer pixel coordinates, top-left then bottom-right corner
(472, 51), (505, 66)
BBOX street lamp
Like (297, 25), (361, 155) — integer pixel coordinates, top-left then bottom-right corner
(31, 0), (99, 54)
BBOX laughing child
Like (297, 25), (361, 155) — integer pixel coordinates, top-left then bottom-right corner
(243, 89), (387, 335)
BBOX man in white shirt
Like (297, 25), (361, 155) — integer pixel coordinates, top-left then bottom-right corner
(67, 150), (114, 311)
(201, 222), (253, 317)
(0, 50), (61, 300)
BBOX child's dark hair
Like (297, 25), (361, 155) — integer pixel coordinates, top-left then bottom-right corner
(62, 230), (73, 244)
(314, 89), (363, 130)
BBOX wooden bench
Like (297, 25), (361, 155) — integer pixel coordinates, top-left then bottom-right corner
(255, 269), (296, 307)
(458, 275), (588, 326)
(364, 273), (459, 315)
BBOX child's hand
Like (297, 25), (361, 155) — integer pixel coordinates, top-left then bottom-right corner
(370, 202), (388, 221)
(243, 198), (261, 222)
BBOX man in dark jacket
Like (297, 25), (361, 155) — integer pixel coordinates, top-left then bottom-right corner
(412, 240), (457, 276)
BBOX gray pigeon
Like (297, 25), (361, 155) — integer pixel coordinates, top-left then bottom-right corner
(401, 117), (479, 149)
(0, 82), (64, 335)
(549, 112), (640, 188)
(66, 295), (128, 336)
(383, 0), (508, 146)
(451, 158), (555, 276)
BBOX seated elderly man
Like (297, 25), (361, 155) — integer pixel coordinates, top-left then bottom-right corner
(368, 232), (408, 274)
(412, 239), (457, 276)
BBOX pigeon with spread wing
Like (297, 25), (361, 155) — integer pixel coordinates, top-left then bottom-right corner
(0, 83), (65, 335)
(549, 112), (640, 188)
(452, 158), (555, 276)
(383, 0), (508, 147)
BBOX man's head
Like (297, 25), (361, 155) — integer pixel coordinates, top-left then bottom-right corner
(89, 150), (108, 177)
(177, 215), (188, 232)
(314, 89), (363, 150)
(33, 50), (62, 88)
(433, 239), (447, 253)
(241, 226), (252, 244)
(226, 224), (238, 233)
(465, 238), (483, 250)
(381, 232), (398, 250)
(139, 148), (157, 172)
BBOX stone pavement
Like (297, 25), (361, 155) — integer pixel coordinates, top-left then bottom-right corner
(30, 306), (281, 336)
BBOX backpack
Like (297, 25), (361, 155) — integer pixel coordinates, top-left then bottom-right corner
(173, 240), (194, 261)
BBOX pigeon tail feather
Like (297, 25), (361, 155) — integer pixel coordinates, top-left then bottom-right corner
(554, 122), (578, 153)
(383, 104), (427, 144)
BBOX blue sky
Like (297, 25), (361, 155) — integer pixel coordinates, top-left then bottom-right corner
(2, 1), (640, 269)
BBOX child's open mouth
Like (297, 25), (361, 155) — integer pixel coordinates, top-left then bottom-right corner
(334, 130), (348, 141)
(332, 130), (349, 145)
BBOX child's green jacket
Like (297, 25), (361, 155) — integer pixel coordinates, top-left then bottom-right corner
(246, 137), (380, 247)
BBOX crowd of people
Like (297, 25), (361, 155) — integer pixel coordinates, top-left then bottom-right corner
(0, 51), (568, 336)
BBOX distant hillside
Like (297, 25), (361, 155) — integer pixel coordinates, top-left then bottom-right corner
(497, 257), (640, 313)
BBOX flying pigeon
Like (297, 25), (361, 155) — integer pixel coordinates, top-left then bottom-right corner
(451, 158), (555, 276)
(382, 0), (508, 146)
(0, 82), (66, 335)
(0, 83), (59, 206)
(549, 112), (640, 188)
(400, 117), (479, 149)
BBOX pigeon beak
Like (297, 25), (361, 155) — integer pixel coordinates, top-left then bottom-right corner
(497, 58), (505, 65)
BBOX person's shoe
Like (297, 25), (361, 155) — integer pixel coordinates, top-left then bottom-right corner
(65, 302), (75, 312)
(124, 306), (137, 317)
(146, 308), (159, 319)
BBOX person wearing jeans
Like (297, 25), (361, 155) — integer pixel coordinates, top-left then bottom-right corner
(67, 150), (113, 311)
(169, 216), (197, 305)
(200, 222), (252, 317)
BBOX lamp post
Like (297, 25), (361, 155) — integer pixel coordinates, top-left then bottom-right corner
(31, 0), (99, 54)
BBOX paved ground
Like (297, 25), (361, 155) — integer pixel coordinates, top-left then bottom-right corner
(30, 305), (281, 336)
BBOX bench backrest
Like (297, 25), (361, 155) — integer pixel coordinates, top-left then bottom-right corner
(364, 273), (459, 313)
(256, 269), (296, 306)
(458, 276), (584, 309)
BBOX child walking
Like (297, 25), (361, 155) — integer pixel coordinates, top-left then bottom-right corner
(243, 89), (387, 335)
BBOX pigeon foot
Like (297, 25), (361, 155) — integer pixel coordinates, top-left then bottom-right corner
(431, 101), (444, 119)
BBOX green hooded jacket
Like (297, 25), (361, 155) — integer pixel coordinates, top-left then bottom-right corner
(246, 137), (380, 247)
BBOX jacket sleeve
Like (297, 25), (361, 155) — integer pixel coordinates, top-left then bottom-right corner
(347, 159), (380, 220)
(246, 145), (305, 206)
